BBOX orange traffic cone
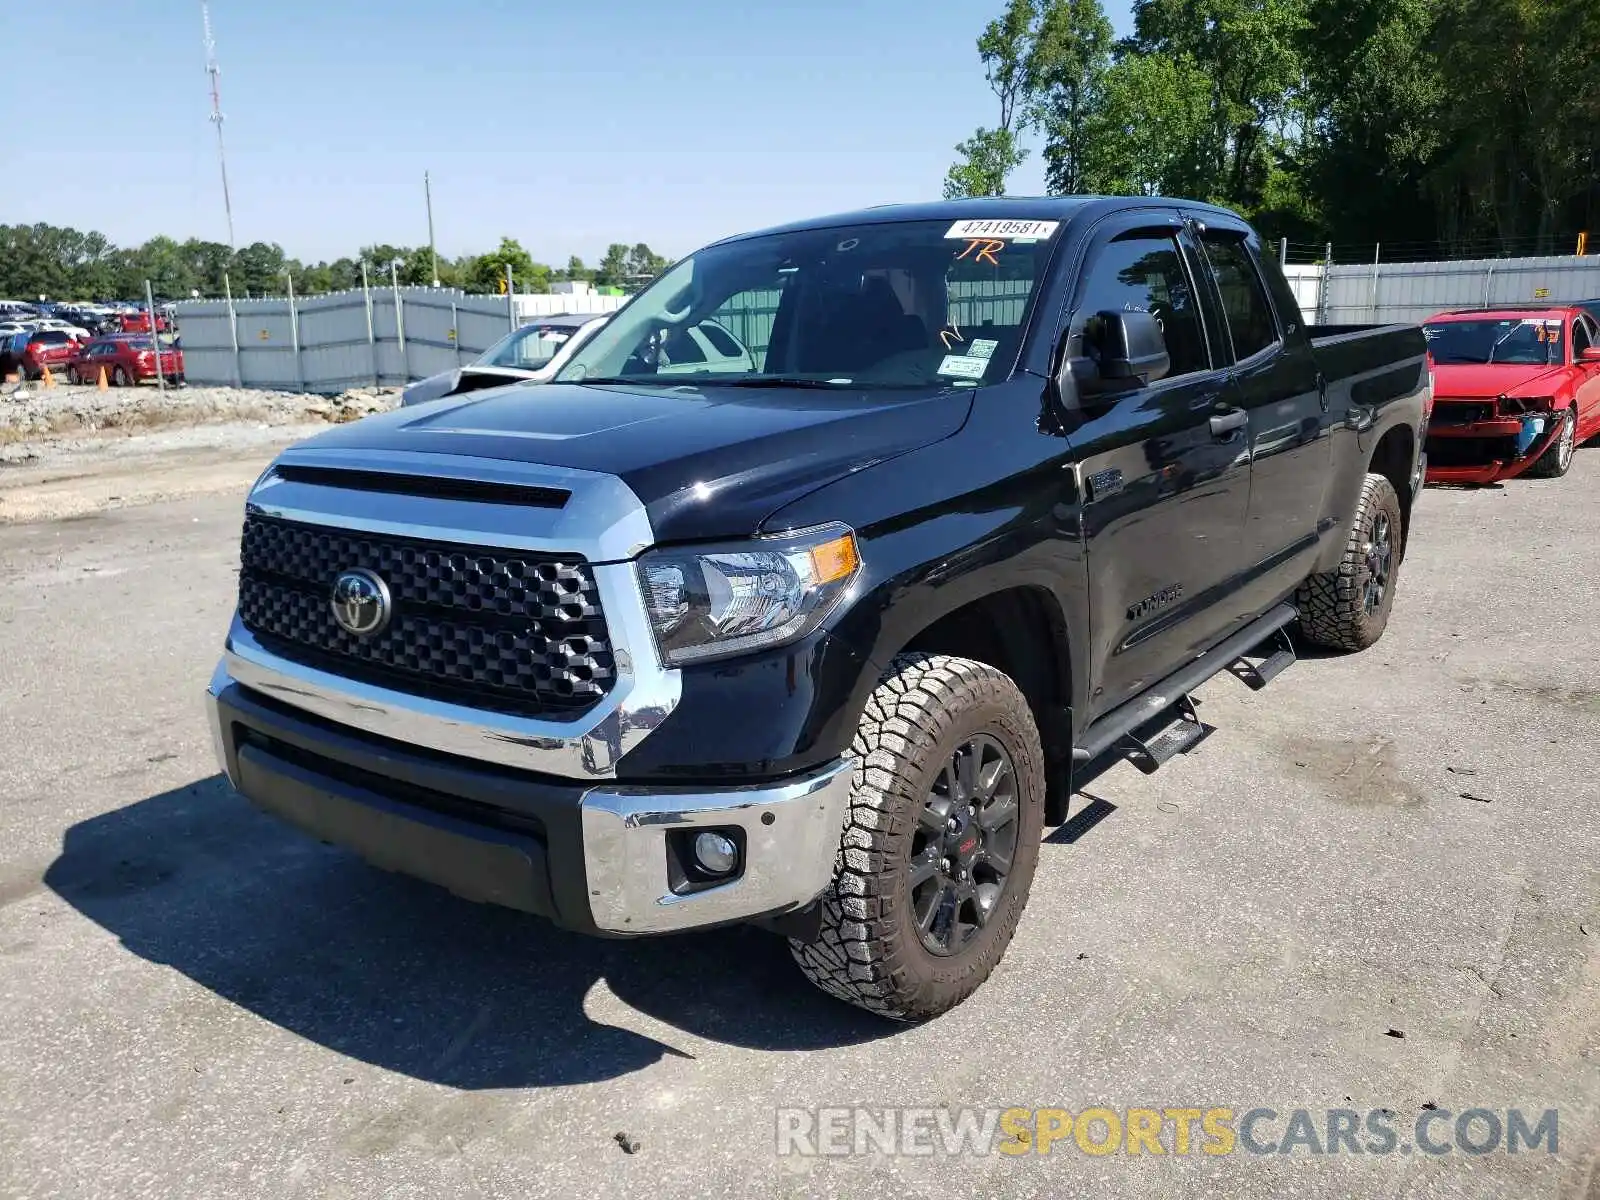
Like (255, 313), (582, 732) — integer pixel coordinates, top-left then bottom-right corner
(41, 366), (55, 389)
(97, 365), (108, 391)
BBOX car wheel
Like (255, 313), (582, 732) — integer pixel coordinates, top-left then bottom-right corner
(112, 366), (130, 387)
(788, 653), (1044, 1021)
(1295, 472), (1404, 652)
(1523, 406), (1576, 479)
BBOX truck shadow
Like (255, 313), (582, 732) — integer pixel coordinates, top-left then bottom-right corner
(43, 775), (893, 1090)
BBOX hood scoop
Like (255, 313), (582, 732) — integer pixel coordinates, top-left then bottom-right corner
(269, 464), (570, 509)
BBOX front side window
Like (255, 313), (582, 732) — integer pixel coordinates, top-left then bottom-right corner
(557, 218), (1060, 391)
(1073, 232), (1209, 378)
(478, 323), (584, 371)
(1422, 318), (1563, 366)
(1201, 235), (1279, 360)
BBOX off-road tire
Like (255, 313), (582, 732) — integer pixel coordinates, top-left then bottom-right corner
(788, 653), (1045, 1021)
(1523, 406), (1576, 479)
(1295, 472), (1404, 652)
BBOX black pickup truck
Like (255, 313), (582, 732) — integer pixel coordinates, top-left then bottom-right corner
(207, 197), (1429, 1021)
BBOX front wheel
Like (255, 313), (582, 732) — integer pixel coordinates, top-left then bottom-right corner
(112, 366), (130, 387)
(788, 653), (1044, 1021)
(1523, 406), (1576, 479)
(1295, 472), (1404, 652)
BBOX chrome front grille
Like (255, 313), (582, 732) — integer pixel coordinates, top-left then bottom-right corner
(236, 514), (615, 718)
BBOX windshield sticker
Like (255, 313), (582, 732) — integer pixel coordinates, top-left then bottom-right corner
(946, 219), (1060, 240)
(968, 338), (999, 360)
(937, 353), (988, 379)
(955, 238), (1005, 266)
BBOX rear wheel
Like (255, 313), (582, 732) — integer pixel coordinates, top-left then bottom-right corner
(112, 366), (130, 387)
(1524, 406), (1576, 479)
(788, 653), (1044, 1021)
(1295, 472), (1404, 652)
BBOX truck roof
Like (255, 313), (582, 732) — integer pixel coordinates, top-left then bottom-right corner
(713, 195), (1246, 246)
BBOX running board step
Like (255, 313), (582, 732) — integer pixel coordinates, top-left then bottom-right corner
(1118, 694), (1210, 775)
(1227, 628), (1298, 691)
(1072, 602), (1299, 765)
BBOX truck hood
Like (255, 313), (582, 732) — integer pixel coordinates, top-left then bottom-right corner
(296, 379), (974, 544)
(1431, 362), (1568, 399)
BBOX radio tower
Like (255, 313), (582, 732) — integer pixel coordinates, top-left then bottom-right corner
(202, 2), (236, 250)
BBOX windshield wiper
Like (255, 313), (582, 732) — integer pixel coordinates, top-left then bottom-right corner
(703, 376), (856, 389)
(568, 376), (684, 387)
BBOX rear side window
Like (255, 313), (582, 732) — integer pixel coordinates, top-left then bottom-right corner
(1571, 315), (1594, 360)
(697, 320), (742, 358)
(1200, 236), (1278, 360)
(1074, 232), (1209, 378)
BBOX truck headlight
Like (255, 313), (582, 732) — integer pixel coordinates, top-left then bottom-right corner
(636, 524), (861, 665)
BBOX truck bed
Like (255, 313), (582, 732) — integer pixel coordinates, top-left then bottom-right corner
(1309, 322), (1428, 381)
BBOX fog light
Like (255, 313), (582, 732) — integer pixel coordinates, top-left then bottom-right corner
(692, 831), (740, 876)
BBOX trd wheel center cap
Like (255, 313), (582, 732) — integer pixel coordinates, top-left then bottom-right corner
(947, 809), (981, 867)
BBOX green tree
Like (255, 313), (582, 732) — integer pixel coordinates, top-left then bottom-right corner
(622, 243), (668, 286)
(230, 242), (289, 296)
(944, 0), (1038, 196)
(560, 254), (594, 284)
(1294, 0), (1442, 249)
(943, 129), (1030, 198)
(1081, 52), (1218, 198)
(132, 236), (198, 300)
(465, 237), (551, 292)
(596, 243), (631, 289)
(1030, 0), (1115, 194)
(1125, 0), (1310, 213)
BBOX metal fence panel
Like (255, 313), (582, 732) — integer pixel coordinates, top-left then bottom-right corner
(1319, 256), (1600, 324)
(172, 286), (622, 391)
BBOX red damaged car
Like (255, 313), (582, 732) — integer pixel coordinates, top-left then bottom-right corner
(1422, 305), (1600, 483)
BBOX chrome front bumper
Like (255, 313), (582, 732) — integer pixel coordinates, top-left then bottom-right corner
(581, 761), (852, 933)
(208, 661), (853, 935)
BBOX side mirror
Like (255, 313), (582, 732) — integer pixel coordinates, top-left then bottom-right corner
(1066, 310), (1172, 396)
(1580, 346), (1600, 363)
(1095, 310), (1171, 383)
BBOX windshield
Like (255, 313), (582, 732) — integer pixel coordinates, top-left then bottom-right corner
(476, 322), (589, 371)
(1423, 318), (1565, 365)
(555, 217), (1061, 390)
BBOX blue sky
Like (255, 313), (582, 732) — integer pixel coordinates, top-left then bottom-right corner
(5, 0), (1132, 266)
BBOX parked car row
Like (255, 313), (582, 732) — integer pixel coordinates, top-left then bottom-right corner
(1, 329), (183, 385)
(1421, 300), (1600, 484)
(0, 300), (175, 342)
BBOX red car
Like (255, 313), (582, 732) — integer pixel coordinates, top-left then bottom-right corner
(69, 335), (184, 387)
(1422, 305), (1600, 483)
(118, 311), (170, 334)
(4, 330), (81, 380)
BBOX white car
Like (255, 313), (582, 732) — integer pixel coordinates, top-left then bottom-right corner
(32, 318), (91, 340)
(401, 313), (611, 407)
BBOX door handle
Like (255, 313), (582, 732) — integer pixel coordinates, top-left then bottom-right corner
(1209, 408), (1248, 438)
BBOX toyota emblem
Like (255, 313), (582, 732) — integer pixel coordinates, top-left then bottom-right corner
(330, 568), (391, 637)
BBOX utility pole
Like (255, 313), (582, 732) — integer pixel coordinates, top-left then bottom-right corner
(201, 2), (236, 250)
(425, 171), (440, 287)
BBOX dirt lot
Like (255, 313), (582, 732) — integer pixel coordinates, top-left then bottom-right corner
(0, 378), (398, 445)
(0, 448), (1596, 1199)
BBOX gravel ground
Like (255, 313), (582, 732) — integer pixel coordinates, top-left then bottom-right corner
(0, 380), (399, 444)
(0, 455), (1596, 1199)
